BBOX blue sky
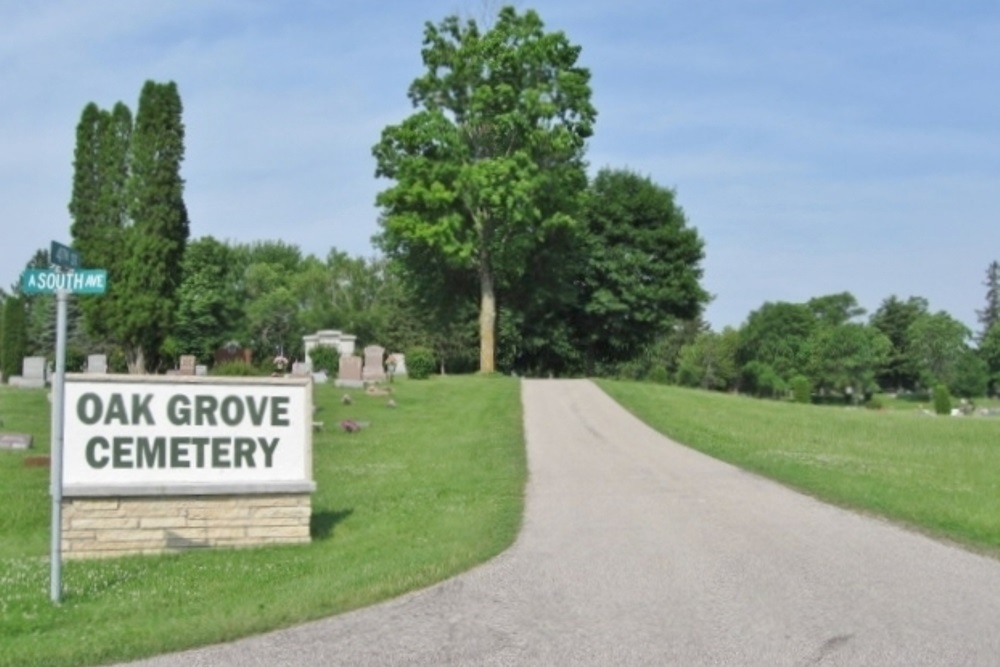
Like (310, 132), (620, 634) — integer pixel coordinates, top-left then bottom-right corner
(2, 1), (998, 334)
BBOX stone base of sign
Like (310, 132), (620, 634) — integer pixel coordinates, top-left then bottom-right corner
(61, 493), (312, 559)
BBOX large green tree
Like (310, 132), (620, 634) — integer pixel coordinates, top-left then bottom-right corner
(869, 295), (928, 392)
(170, 236), (242, 365)
(737, 301), (816, 384)
(576, 168), (708, 370)
(906, 311), (971, 389)
(373, 6), (596, 372)
(807, 323), (891, 400)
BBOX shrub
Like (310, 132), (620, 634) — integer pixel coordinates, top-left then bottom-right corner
(933, 383), (952, 415)
(865, 395), (885, 410)
(647, 366), (670, 385)
(309, 345), (339, 374)
(212, 360), (261, 376)
(407, 347), (436, 380)
(790, 375), (812, 404)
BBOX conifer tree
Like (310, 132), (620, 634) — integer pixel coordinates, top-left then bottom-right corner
(977, 260), (1000, 343)
(118, 81), (189, 372)
(68, 82), (188, 373)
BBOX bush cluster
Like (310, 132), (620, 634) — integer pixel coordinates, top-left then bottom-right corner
(309, 345), (339, 374)
(211, 360), (261, 376)
(406, 347), (436, 380)
(933, 384), (952, 415)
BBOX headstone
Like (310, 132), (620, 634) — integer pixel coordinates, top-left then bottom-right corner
(388, 353), (407, 376)
(292, 361), (310, 376)
(11, 357), (46, 388)
(195, 365), (208, 377)
(86, 354), (108, 374)
(311, 370), (329, 384)
(362, 346), (386, 382)
(179, 355), (197, 376)
(336, 354), (364, 388)
(0, 433), (32, 450)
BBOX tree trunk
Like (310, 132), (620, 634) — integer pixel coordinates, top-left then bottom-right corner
(479, 261), (496, 373)
(126, 345), (146, 375)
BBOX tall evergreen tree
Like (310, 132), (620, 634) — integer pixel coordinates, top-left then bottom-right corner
(69, 102), (132, 342)
(1, 297), (27, 382)
(69, 82), (188, 373)
(977, 260), (1000, 343)
(121, 81), (189, 372)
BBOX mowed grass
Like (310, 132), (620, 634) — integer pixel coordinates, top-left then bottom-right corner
(597, 380), (1000, 554)
(0, 375), (525, 667)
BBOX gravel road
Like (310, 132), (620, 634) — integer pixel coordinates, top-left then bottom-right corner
(118, 379), (1000, 666)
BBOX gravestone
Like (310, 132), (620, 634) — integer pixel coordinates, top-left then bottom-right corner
(11, 357), (47, 388)
(195, 365), (208, 377)
(179, 355), (197, 376)
(292, 361), (310, 376)
(362, 346), (386, 382)
(0, 433), (32, 450)
(87, 354), (108, 374)
(311, 370), (329, 384)
(336, 355), (364, 389)
(387, 353), (407, 376)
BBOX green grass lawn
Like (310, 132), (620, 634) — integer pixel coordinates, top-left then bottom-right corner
(597, 379), (1000, 555)
(0, 375), (525, 667)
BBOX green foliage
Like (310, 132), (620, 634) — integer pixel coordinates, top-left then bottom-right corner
(210, 360), (262, 376)
(865, 395), (885, 410)
(172, 236), (242, 364)
(676, 327), (739, 391)
(737, 301), (816, 384)
(373, 6), (596, 373)
(69, 82), (189, 373)
(870, 295), (928, 392)
(790, 375), (812, 404)
(950, 348), (988, 398)
(741, 360), (787, 398)
(577, 169), (708, 369)
(806, 292), (865, 327)
(406, 346), (436, 379)
(907, 311), (971, 389)
(1, 297), (27, 381)
(976, 260), (1000, 342)
(933, 383), (952, 415)
(807, 322), (891, 400)
(978, 323), (1000, 395)
(648, 366), (670, 384)
(308, 344), (339, 374)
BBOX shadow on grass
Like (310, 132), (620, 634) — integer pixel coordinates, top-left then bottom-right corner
(310, 508), (354, 540)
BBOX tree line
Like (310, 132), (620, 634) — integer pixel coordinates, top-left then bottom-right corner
(0, 5), (996, 403)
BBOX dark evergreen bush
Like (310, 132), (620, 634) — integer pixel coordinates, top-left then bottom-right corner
(790, 375), (812, 404)
(933, 383), (952, 415)
(407, 347), (436, 380)
(309, 345), (339, 374)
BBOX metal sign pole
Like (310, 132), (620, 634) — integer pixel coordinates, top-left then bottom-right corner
(50, 289), (67, 604)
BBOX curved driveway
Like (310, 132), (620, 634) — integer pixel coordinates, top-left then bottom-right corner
(120, 379), (1000, 666)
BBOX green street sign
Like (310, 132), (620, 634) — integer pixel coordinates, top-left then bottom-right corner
(21, 269), (107, 295)
(50, 241), (81, 270)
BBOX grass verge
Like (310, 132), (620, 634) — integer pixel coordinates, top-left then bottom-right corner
(0, 375), (525, 667)
(597, 379), (1000, 555)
